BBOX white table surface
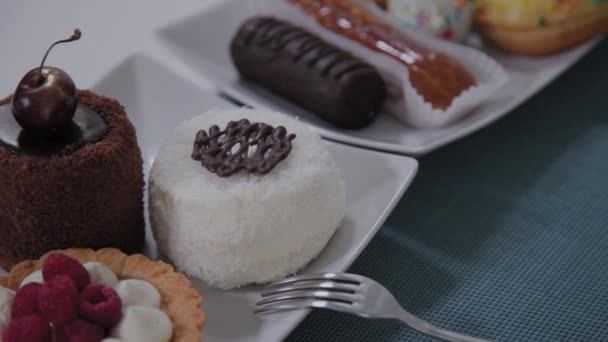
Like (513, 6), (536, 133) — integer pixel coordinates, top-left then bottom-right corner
(1, 0), (223, 99)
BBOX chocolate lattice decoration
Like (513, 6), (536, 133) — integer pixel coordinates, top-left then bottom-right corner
(192, 119), (296, 177)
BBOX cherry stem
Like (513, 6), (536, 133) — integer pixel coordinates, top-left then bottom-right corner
(36, 28), (82, 83)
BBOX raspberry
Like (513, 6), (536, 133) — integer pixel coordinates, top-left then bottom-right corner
(64, 319), (104, 342)
(42, 254), (90, 290)
(52, 325), (67, 342)
(79, 284), (122, 328)
(2, 314), (51, 342)
(38, 275), (78, 325)
(11, 282), (42, 318)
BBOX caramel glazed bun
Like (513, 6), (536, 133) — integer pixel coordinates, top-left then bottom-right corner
(0, 90), (145, 270)
(474, 0), (608, 55)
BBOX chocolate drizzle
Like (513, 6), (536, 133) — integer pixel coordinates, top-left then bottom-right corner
(239, 17), (370, 82)
(192, 119), (296, 177)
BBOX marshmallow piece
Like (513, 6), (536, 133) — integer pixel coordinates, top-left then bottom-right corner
(84, 262), (119, 287)
(114, 279), (161, 309)
(110, 306), (172, 342)
(0, 286), (15, 335)
(19, 270), (43, 287)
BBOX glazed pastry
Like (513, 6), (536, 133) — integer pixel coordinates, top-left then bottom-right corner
(475, 0), (608, 55)
(287, 0), (476, 110)
(0, 31), (145, 269)
(0, 248), (205, 342)
(231, 17), (386, 129)
(149, 108), (346, 289)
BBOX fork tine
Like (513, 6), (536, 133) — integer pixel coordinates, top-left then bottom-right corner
(253, 306), (302, 315)
(260, 280), (359, 297)
(254, 298), (355, 315)
(257, 289), (356, 306)
(265, 273), (362, 289)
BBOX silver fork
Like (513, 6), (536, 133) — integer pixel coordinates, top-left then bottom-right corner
(254, 273), (491, 342)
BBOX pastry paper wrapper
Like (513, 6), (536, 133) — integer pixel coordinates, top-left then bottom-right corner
(253, 0), (509, 128)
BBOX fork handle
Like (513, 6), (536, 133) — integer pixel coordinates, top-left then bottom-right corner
(395, 309), (491, 342)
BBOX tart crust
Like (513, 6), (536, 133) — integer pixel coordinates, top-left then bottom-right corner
(0, 248), (205, 342)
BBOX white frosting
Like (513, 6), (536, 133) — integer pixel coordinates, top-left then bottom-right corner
(114, 279), (161, 309)
(84, 262), (119, 287)
(19, 270), (43, 287)
(0, 286), (15, 335)
(110, 306), (172, 342)
(149, 108), (346, 289)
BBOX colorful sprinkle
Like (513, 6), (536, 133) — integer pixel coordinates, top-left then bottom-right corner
(387, 0), (475, 42)
(416, 10), (429, 28)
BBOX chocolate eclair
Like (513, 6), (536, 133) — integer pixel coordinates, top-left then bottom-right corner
(230, 17), (386, 129)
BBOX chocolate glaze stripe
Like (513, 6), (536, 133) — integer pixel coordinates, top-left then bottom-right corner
(242, 19), (275, 44)
(273, 30), (309, 51)
(243, 17), (361, 78)
(303, 46), (335, 66)
(261, 27), (292, 47)
(318, 54), (344, 76)
(330, 60), (365, 79)
(334, 63), (370, 80)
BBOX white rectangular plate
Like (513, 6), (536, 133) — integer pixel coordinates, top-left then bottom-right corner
(0, 54), (418, 342)
(157, 0), (604, 155)
(97, 54), (419, 342)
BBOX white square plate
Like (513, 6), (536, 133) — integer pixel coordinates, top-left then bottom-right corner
(0, 54), (419, 342)
(157, 0), (604, 155)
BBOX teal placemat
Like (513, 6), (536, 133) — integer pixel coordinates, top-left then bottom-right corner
(288, 39), (608, 342)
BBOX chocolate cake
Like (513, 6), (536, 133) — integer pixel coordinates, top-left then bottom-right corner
(0, 90), (145, 269)
(231, 17), (386, 129)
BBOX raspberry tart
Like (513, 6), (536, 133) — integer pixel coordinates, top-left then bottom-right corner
(0, 248), (205, 342)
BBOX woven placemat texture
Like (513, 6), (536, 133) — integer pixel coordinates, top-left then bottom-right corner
(288, 39), (608, 342)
